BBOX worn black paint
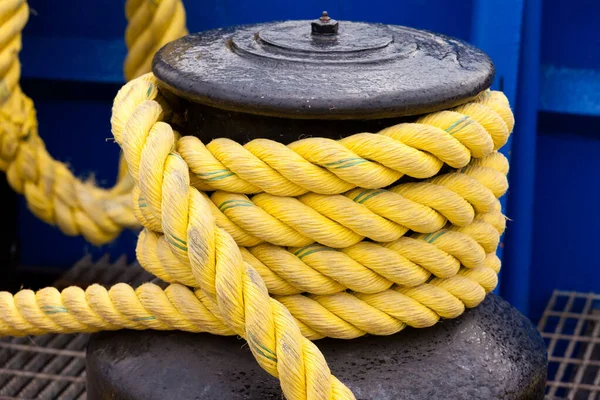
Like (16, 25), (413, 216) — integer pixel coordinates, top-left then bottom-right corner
(152, 20), (495, 122)
(182, 102), (421, 144)
(86, 294), (547, 399)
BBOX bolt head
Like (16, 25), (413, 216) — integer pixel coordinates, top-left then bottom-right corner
(311, 11), (338, 35)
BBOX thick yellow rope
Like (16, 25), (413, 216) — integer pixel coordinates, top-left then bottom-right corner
(0, 1), (516, 399)
(0, 0), (187, 244)
(0, 71), (513, 399)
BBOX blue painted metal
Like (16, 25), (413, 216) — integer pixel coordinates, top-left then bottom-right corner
(182, 0), (475, 37)
(470, 0), (523, 106)
(18, 80), (138, 267)
(529, 118), (600, 319)
(500, 0), (542, 316)
(536, 0), (600, 117)
(539, 0), (600, 71)
(469, 0), (524, 275)
(540, 65), (600, 116)
(21, 37), (126, 83)
(22, 1), (127, 83)
(523, 0), (600, 321)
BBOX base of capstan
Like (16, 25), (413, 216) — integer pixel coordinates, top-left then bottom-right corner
(86, 294), (547, 400)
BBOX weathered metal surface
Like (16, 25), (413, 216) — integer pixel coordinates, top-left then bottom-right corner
(153, 16), (495, 121)
(311, 11), (339, 35)
(86, 294), (547, 400)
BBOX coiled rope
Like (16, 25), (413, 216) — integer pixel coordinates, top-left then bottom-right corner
(0, 1), (515, 399)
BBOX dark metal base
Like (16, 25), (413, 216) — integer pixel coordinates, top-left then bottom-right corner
(184, 101), (417, 145)
(86, 294), (547, 400)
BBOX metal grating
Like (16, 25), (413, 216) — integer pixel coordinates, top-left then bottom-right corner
(0, 334), (87, 400)
(539, 290), (600, 400)
(0, 256), (154, 400)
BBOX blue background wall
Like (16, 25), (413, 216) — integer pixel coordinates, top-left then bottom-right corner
(528, 0), (600, 319)
(16, 0), (600, 321)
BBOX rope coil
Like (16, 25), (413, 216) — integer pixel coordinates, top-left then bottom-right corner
(0, 2), (514, 399)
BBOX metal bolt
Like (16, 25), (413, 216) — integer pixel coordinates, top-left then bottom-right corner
(311, 11), (338, 35)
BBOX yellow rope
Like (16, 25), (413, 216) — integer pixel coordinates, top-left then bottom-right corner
(124, 0), (188, 80)
(0, 2), (516, 399)
(0, 72), (513, 399)
(0, 0), (187, 244)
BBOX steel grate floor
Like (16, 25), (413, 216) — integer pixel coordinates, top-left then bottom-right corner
(0, 334), (87, 400)
(0, 255), (153, 400)
(539, 291), (600, 400)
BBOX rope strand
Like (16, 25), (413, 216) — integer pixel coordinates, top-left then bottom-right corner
(0, 0), (188, 244)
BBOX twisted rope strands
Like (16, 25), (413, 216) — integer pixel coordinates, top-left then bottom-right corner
(124, 0), (188, 81)
(109, 74), (356, 398)
(172, 155), (506, 250)
(0, 252), (500, 340)
(118, 75), (510, 399)
(134, 196), (504, 294)
(0, 261), (494, 334)
(0, 72), (513, 399)
(0, 0), (189, 244)
(178, 91), (512, 196)
(136, 75), (511, 396)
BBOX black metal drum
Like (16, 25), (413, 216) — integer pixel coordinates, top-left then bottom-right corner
(152, 13), (494, 143)
(86, 294), (547, 399)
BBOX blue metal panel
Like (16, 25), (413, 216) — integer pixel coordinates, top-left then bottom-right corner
(21, 37), (126, 83)
(540, 65), (600, 116)
(18, 81), (138, 267)
(540, 0), (600, 70)
(24, 1), (126, 37)
(500, 0), (542, 316)
(21, 2), (127, 82)
(537, 0), (600, 117)
(469, 0), (524, 279)
(183, 0), (475, 38)
(522, 0), (600, 320)
(499, 0), (600, 320)
(470, 0), (523, 106)
(530, 121), (600, 319)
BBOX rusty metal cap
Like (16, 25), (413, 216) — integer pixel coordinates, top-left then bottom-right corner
(152, 14), (494, 120)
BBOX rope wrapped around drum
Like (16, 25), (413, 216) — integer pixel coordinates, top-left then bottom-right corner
(0, 76), (513, 399)
(0, 2), (517, 399)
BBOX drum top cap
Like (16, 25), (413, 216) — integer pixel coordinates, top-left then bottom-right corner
(153, 12), (495, 120)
